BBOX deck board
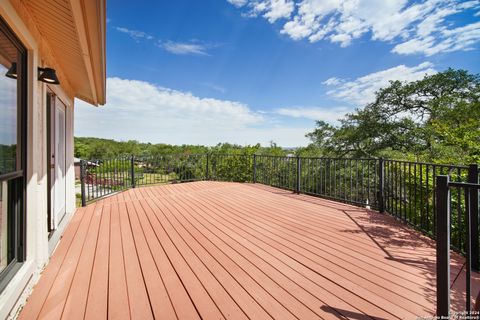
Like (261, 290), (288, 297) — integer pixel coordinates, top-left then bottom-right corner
(198, 187), (426, 316)
(119, 202), (153, 320)
(61, 205), (103, 320)
(19, 181), (480, 319)
(126, 201), (178, 320)
(84, 204), (110, 320)
(108, 202), (131, 320)
(37, 204), (97, 320)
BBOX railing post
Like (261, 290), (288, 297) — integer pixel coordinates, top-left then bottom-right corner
(206, 154), (210, 181)
(253, 154), (257, 183)
(296, 156), (301, 194)
(469, 164), (479, 271)
(80, 160), (86, 207)
(436, 175), (450, 317)
(378, 158), (385, 213)
(130, 155), (136, 188)
(213, 158), (217, 181)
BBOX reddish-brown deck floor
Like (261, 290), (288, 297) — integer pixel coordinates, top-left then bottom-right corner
(19, 181), (479, 319)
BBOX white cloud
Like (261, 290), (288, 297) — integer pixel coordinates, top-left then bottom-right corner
(158, 41), (210, 56)
(330, 33), (352, 47)
(325, 62), (437, 105)
(393, 21), (480, 56)
(75, 78), (310, 146)
(203, 83), (227, 93)
(116, 27), (154, 41)
(227, 0), (248, 7)
(230, 0), (294, 22)
(275, 63), (436, 122)
(275, 106), (350, 122)
(116, 27), (213, 56)
(255, 0), (295, 23)
(227, 0), (480, 56)
(322, 77), (342, 86)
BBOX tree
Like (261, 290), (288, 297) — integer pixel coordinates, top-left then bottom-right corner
(306, 69), (480, 163)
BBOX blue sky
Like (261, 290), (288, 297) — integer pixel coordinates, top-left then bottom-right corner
(75, 0), (480, 147)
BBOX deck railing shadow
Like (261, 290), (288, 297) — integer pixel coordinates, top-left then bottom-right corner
(319, 305), (390, 320)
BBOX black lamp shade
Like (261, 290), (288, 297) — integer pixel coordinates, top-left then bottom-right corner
(5, 62), (17, 79)
(38, 67), (60, 84)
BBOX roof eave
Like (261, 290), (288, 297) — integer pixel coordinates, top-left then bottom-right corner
(70, 0), (106, 106)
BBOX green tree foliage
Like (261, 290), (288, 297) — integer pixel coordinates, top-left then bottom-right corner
(306, 69), (480, 164)
(76, 138), (293, 185)
(75, 137), (289, 160)
(0, 144), (16, 174)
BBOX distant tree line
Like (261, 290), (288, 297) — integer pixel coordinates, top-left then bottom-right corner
(74, 138), (288, 160)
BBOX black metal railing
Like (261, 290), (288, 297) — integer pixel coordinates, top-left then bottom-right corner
(208, 154), (254, 182)
(255, 155), (297, 191)
(80, 155), (211, 204)
(299, 157), (379, 208)
(134, 154), (208, 186)
(80, 157), (133, 205)
(383, 161), (477, 253)
(255, 156), (379, 209)
(436, 175), (480, 317)
(80, 155), (479, 252)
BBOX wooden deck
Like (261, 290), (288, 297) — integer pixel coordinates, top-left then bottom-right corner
(19, 181), (479, 319)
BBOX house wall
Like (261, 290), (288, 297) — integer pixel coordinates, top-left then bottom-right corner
(0, 1), (77, 318)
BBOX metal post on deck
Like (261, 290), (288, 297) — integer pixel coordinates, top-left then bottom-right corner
(130, 155), (136, 188)
(253, 154), (257, 183)
(436, 175), (450, 317)
(296, 156), (301, 194)
(206, 154), (210, 181)
(80, 160), (86, 207)
(378, 158), (385, 213)
(468, 164), (479, 271)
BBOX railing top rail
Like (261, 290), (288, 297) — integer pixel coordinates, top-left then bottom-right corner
(254, 154), (378, 160)
(78, 153), (476, 170)
(135, 153), (207, 157)
(448, 181), (480, 189)
(209, 154), (252, 157)
(254, 154), (293, 157)
(133, 153), (252, 159)
(80, 156), (132, 162)
(384, 159), (469, 169)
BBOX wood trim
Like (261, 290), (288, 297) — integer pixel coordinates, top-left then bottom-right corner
(68, 0), (98, 105)
(9, 0), (75, 100)
(8, 0), (106, 105)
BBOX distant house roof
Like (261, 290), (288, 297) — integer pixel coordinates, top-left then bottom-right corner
(74, 158), (98, 166)
(17, 0), (106, 106)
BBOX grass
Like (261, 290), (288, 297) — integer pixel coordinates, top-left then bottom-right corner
(136, 172), (177, 185)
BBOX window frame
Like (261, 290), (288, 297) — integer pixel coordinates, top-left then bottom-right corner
(0, 15), (28, 293)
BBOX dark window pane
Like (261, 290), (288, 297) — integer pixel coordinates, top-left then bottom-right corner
(0, 17), (25, 283)
(0, 29), (19, 175)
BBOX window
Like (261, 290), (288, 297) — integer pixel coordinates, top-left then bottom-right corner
(0, 16), (27, 291)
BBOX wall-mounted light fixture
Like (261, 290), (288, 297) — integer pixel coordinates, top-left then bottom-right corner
(38, 67), (60, 84)
(5, 62), (17, 79)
